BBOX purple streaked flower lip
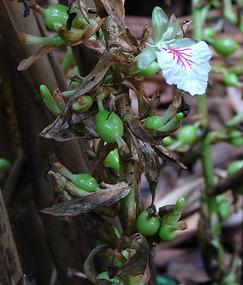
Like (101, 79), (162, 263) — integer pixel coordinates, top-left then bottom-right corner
(155, 40), (212, 95)
(162, 47), (193, 68)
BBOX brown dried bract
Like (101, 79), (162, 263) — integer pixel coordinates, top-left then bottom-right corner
(40, 182), (131, 216)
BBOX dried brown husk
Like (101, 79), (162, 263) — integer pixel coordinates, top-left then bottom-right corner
(76, 0), (92, 23)
(40, 182), (131, 216)
(83, 244), (108, 284)
(40, 111), (98, 141)
(59, 19), (102, 45)
(153, 144), (187, 169)
(81, 39), (106, 58)
(135, 138), (160, 203)
(117, 233), (150, 277)
(95, 0), (125, 31)
(79, 212), (120, 248)
(93, 142), (117, 180)
(18, 44), (58, 71)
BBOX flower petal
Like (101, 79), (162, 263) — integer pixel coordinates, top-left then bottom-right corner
(161, 14), (183, 42)
(156, 41), (212, 95)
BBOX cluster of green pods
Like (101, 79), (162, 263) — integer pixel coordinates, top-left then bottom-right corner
(203, 27), (240, 87)
(40, 4), (87, 31)
(136, 198), (186, 241)
(145, 112), (185, 133)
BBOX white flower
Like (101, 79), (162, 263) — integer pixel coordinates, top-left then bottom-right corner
(155, 39), (212, 96)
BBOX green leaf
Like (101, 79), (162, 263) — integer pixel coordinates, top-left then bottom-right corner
(97, 271), (121, 283)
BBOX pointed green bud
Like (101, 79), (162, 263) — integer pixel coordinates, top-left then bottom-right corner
(161, 197), (186, 225)
(40, 85), (61, 117)
(157, 112), (184, 132)
(152, 7), (168, 43)
(61, 47), (74, 73)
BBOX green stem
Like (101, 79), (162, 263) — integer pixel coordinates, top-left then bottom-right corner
(57, 165), (75, 181)
(62, 90), (78, 97)
(120, 187), (137, 236)
(192, 0), (225, 277)
(211, 65), (227, 75)
(192, 0), (214, 191)
(200, 137), (215, 190)
(97, 93), (105, 111)
(228, 65), (243, 75)
(61, 47), (74, 73)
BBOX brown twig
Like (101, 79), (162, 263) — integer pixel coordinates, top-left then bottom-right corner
(208, 169), (243, 196)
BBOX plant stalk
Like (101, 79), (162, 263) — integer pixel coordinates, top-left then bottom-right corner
(192, 0), (215, 192)
(192, 0), (225, 280)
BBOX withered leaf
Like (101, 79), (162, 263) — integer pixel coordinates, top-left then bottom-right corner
(60, 19), (102, 45)
(66, 51), (111, 107)
(83, 244), (108, 284)
(82, 39), (106, 58)
(40, 182), (131, 216)
(18, 44), (57, 71)
(117, 91), (163, 145)
(76, 0), (90, 23)
(96, 204), (120, 217)
(139, 92), (160, 120)
(93, 143), (117, 179)
(165, 91), (183, 116)
(110, 51), (132, 66)
(178, 16), (192, 34)
(79, 212), (120, 248)
(153, 144), (187, 169)
(140, 264), (151, 285)
(114, 28), (139, 54)
(123, 79), (150, 117)
(140, 24), (150, 49)
(40, 112), (98, 141)
(117, 233), (150, 277)
(123, 79), (149, 103)
(135, 138), (160, 203)
(123, 111), (163, 145)
(41, 52), (111, 141)
(158, 204), (174, 218)
(98, 0), (125, 31)
(124, 27), (139, 50)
